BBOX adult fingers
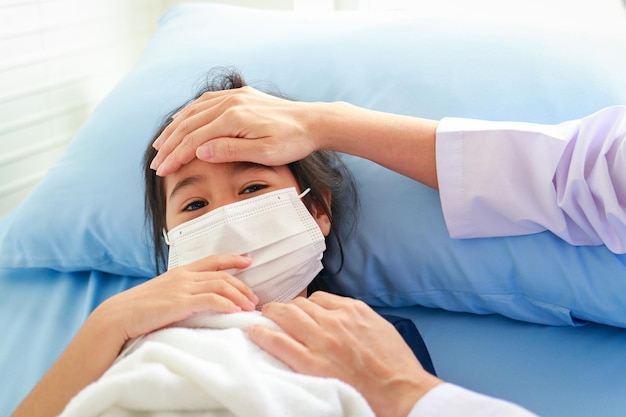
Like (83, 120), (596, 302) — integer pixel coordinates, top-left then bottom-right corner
(154, 100), (290, 176)
(248, 325), (309, 373)
(195, 135), (286, 166)
(254, 300), (369, 382)
(260, 301), (323, 347)
(152, 91), (236, 150)
(152, 86), (266, 172)
(151, 98), (232, 174)
(153, 114), (252, 176)
(288, 293), (372, 332)
(247, 324), (328, 377)
(152, 86), (314, 175)
(151, 119), (215, 176)
(307, 291), (381, 326)
(306, 291), (356, 309)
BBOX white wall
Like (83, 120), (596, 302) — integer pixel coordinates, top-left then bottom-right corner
(0, 0), (296, 219)
(0, 0), (624, 218)
(0, 0), (157, 217)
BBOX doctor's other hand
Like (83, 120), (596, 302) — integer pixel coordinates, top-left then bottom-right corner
(150, 86), (323, 176)
(248, 292), (443, 417)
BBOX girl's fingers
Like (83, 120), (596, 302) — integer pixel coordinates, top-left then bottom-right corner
(183, 255), (258, 305)
(192, 292), (245, 314)
(195, 275), (258, 311)
(185, 254), (252, 272)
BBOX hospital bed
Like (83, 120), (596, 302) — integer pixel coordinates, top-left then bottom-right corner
(1, 3), (626, 416)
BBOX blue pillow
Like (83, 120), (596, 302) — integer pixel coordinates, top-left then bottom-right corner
(323, 154), (626, 327)
(1, 3), (625, 326)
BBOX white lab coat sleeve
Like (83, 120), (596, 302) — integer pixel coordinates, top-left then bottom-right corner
(436, 105), (626, 253)
(408, 383), (539, 417)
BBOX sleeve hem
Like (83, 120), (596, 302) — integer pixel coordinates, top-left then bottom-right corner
(436, 118), (474, 238)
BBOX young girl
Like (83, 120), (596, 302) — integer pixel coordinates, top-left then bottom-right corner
(12, 70), (404, 417)
(51, 70), (375, 413)
(144, 70), (358, 286)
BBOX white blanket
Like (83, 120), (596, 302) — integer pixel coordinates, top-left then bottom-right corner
(59, 311), (374, 417)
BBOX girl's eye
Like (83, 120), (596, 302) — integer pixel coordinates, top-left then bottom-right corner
(184, 200), (208, 211)
(241, 184), (267, 194)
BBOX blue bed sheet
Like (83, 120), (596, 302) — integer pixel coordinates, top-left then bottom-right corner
(0, 266), (148, 416)
(2, 263), (626, 417)
(376, 306), (626, 417)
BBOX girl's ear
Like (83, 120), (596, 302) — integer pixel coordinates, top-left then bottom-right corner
(310, 191), (332, 237)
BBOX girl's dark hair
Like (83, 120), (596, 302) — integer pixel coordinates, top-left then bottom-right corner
(142, 68), (358, 287)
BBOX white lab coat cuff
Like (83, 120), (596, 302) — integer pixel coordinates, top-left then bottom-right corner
(407, 383), (539, 417)
(436, 117), (474, 238)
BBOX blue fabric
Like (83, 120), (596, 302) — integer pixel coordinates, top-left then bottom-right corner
(1, 3), (626, 326)
(2, 263), (626, 417)
(375, 304), (626, 417)
(382, 313), (436, 376)
(323, 155), (626, 327)
(0, 265), (148, 416)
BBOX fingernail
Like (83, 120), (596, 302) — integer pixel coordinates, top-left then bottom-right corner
(152, 137), (162, 150)
(247, 325), (258, 337)
(260, 303), (273, 313)
(150, 157), (159, 170)
(156, 164), (165, 177)
(196, 144), (213, 161)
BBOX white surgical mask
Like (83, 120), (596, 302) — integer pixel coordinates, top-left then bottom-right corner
(164, 187), (326, 305)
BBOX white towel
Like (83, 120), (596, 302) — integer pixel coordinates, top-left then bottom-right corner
(59, 311), (375, 417)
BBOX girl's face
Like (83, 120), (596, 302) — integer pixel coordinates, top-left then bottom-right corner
(164, 158), (331, 235)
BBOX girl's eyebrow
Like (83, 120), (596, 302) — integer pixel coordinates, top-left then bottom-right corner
(229, 162), (277, 175)
(168, 175), (203, 202)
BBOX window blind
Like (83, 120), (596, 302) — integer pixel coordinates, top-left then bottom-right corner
(0, 0), (302, 218)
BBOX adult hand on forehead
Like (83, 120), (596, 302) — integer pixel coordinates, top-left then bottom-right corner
(248, 291), (443, 417)
(150, 86), (320, 176)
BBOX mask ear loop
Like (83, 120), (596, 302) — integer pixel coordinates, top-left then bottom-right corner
(162, 228), (171, 246)
(298, 188), (311, 199)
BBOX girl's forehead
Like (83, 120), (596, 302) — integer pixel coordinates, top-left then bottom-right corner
(164, 160), (296, 197)
(163, 159), (231, 189)
(168, 159), (277, 181)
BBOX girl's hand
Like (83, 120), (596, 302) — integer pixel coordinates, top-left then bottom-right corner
(96, 254), (256, 344)
(150, 86), (321, 176)
(11, 254), (256, 417)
